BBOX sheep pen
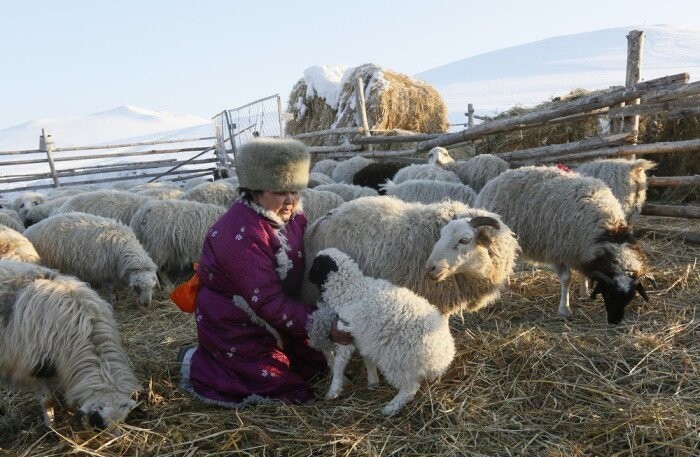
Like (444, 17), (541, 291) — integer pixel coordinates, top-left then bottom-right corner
(0, 215), (697, 456)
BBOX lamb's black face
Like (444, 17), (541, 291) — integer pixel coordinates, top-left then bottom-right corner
(88, 411), (106, 429)
(590, 280), (636, 325)
(308, 254), (338, 290)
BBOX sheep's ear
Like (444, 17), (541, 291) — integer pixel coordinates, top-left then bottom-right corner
(308, 254), (338, 289)
(631, 159), (656, 181)
(469, 216), (500, 248)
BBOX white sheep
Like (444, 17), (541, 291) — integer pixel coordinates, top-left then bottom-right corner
(133, 187), (184, 200)
(314, 183), (379, 201)
(21, 194), (77, 227)
(24, 212), (158, 306)
(311, 159), (340, 177)
(12, 191), (46, 223)
(392, 164), (461, 185)
(0, 208), (25, 232)
(0, 224), (40, 263)
(302, 196), (519, 316)
(55, 189), (153, 225)
(448, 154), (510, 192)
(0, 260), (140, 430)
(476, 166), (650, 324)
(129, 181), (181, 193)
(182, 176), (213, 191)
(331, 156), (375, 183)
(427, 146), (455, 166)
(308, 171), (335, 188)
(182, 180), (239, 207)
(307, 248), (455, 416)
(299, 188), (346, 225)
(129, 199), (226, 285)
(381, 179), (477, 206)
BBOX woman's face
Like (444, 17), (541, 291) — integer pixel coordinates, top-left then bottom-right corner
(255, 191), (300, 222)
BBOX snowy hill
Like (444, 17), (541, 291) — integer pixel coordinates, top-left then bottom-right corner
(417, 25), (700, 125)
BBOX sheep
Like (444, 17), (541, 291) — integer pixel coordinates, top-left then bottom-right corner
(448, 154), (510, 192)
(351, 161), (409, 193)
(0, 224), (40, 263)
(0, 209), (24, 232)
(392, 164), (461, 185)
(54, 189), (152, 225)
(129, 199), (226, 285)
(302, 196), (519, 316)
(12, 191), (46, 223)
(129, 181), (181, 193)
(476, 166), (650, 324)
(182, 180), (239, 207)
(134, 187), (184, 200)
(311, 159), (340, 177)
(427, 146), (455, 166)
(308, 172), (335, 188)
(299, 188), (346, 225)
(575, 158), (656, 221)
(331, 156), (375, 183)
(0, 260), (140, 430)
(21, 195), (77, 227)
(381, 179), (477, 206)
(314, 183), (379, 201)
(24, 212), (158, 306)
(307, 248), (455, 416)
(182, 176), (213, 191)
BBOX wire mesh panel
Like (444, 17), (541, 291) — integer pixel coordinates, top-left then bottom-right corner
(211, 94), (283, 163)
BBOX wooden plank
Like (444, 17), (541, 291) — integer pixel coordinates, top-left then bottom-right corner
(623, 30), (644, 144)
(40, 129), (60, 188)
(308, 145), (364, 154)
(647, 175), (700, 187)
(608, 96), (700, 118)
(352, 133), (441, 145)
(0, 146), (213, 166)
(634, 227), (700, 244)
(415, 73), (690, 152)
(293, 127), (364, 139)
(315, 149), (417, 159)
(52, 136), (215, 153)
(641, 203), (700, 219)
(147, 146), (216, 182)
(496, 132), (636, 162)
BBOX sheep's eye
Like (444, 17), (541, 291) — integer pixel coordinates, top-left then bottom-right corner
(458, 238), (471, 245)
(32, 201), (39, 206)
(19, 203), (24, 209)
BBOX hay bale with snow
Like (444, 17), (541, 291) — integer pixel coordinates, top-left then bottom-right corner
(286, 64), (448, 146)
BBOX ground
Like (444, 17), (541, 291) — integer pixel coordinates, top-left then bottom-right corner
(0, 216), (697, 456)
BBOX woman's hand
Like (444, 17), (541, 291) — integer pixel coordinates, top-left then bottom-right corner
(330, 319), (353, 345)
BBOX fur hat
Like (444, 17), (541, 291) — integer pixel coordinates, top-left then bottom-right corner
(235, 138), (310, 192)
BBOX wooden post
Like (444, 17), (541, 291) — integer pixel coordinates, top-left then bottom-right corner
(39, 128), (60, 188)
(354, 77), (372, 151)
(623, 30), (644, 158)
(467, 104), (474, 128)
(277, 94), (285, 138)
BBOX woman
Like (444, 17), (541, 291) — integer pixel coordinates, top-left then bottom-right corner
(179, 138), (350, 407)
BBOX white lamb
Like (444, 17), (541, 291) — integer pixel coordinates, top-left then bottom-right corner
(0, 260), (140, 430)
(307, 248), (455, 416)
(24, 212), (158, 306)
(0, 224), (40, 263)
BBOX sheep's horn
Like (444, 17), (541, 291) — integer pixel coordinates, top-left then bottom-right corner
(590, 271), (614, 285)
(468, 216), (500, 230)
(636, 283), (650, 302)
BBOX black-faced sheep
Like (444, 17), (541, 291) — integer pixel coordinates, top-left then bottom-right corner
(302, 196), (519, 316)
(0, 224), (40, 263)
(476, 166), (650, 324)
(381, 179), (477, 206)
(55, 189), (153, 225)
(0, 260), (140, 430)
(307, 248), (455, 416)
(24, 212), (158, 306)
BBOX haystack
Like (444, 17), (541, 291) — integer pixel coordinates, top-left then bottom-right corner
(286, 64), (449, 146)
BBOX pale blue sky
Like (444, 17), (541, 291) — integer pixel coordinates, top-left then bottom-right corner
(1, 0), (698, 129)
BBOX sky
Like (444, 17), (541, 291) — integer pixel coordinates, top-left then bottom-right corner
(2, 0), (700, 130)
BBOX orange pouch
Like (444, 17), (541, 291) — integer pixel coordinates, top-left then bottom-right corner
(170, 263), (200, 313)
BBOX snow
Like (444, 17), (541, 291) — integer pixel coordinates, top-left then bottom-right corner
(302, 65), (350, 109)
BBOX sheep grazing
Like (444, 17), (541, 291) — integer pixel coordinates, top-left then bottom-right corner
(182, 180), (239, 207)
(392, 164), (461, 185)
(476, 166), (650, 324)
(55, 189), (152, 225)
(314, 183), (379, 201)
(307, 248), (455, 416)
(24, 212), (158, 306)
(299, 188), (345, 225)
(427, 147), (455, 166)
(0, 224), (40, 263)
(449, 154), (510, 192)
(331, 156), (375, 183)
(129, 199), (226, 285)
(308, 172), (335, 188)
(311, 159), (340, 177)
(351, 161), (408, 193)
(575, 158), (656, 220)
(0, 260), (140, 430)
(381, 179), (477, 206)
(0, 209), (25, 232)
(302, 196), (519, 316)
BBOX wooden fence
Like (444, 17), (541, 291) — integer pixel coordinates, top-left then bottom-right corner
(0, 128), (217, 194)
(292, 30), (699, 222)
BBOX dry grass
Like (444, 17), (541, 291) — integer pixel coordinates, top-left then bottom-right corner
(1, 217), (698, 456)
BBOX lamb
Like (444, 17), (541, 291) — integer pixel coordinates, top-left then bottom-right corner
(302, 196), (519, 316)
(182, 180), (239, 207)
(575, 158), (656, 220)
(331, 156), (375, 183)
(0, 208), (25, 232)
(308, 171), (335, 188)
(299, 188), (346, 225)
(54, 189), (152, 225)
(391, 164), (461, 185)
(314, 183), (379, 201)
(381, 179), (477, 206)
(311, 159), (340, 177)
(448, 154), (509, 192)
(24, 212), (158, 306)
(351, 161), (409, 193)
(0, 224), (40, 263)
(307, 248), (455, 416)
(476, 166), (650, 324)
(129, 199), (226, 285)
(0, 260), (140, 430)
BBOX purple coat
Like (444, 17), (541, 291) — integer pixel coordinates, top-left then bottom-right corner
(188, 199), (325, 407)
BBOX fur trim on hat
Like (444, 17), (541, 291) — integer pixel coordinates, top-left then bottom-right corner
(235, 138), (310, 192)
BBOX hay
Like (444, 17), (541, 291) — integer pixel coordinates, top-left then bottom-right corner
(286, 64), (449, 147)
(1, 216), (698, 456)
